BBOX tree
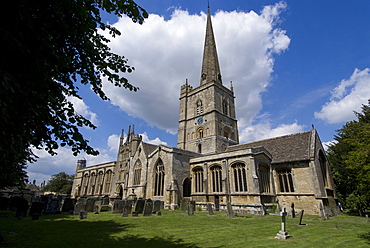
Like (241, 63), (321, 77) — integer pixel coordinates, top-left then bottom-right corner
(43, 172), (75, 194)
(0, 0), (148, 189)
(327, 100), (370, 215)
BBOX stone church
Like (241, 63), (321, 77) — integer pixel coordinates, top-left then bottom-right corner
(71, 8), (339, 216)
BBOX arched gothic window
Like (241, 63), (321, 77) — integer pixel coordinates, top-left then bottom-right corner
(89, 173), (96, 195)
(133, 160), (142, 185)
(319, 150), (328, 186)
(104, 170), (113, 194)
(196, 100), (203, 115)
(82, 173), (89, 195)
(197, 127), (204, 139)
(211, 165), (223, 192)
(154, 159), (165, 196)
(232, 163), (247, 192)
(222, 99), (228, 116)
(95, 171), (104, 195)
(277, 168), (294, 192)
(258, 164), (270, 193)
(193, 167), (204, 192)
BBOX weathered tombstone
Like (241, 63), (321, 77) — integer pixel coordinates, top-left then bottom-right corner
(134, 198), (145, 214)
(121, 200), (132, 217)
(112, 200), (124, 214)
(298, 210), (305, 225)
(94, 201), (102, 213)
(79, 210), (87, 219)
(143, 199), (153, 217)
(180, 198), (189, 211)
(207, 203), (214, 215)
(46, 198), (61, 214)
(85, 198), (95, 212)
(275, 208), (290, 239)
(132, 211), (139, 217)
(157, 210), (162, 216)
(190, 200), (196, 211)
(291, 203), (295, 218)
(226, 202), (234, 218)
(29, 201), (44, 216)
(153, 200), (161, 213)
(74, 202), (86, 215)
(102, 196), (110, 205)
(187, 204), (194, 216)
(11, 196), (29, 218)
(61, 198), (76, 212)
(160, 201), (164, 210)
(320, 203), (326, 220)
(275, 198), (280, 214)
(0, 197), (8, 210)
(40, 195), (49, 212)
(100, 205), (111, 212)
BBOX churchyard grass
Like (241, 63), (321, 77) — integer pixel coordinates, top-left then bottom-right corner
(0, 210), (368, 247)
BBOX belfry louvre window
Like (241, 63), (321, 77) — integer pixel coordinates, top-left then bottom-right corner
(196, 100), (203, 115)
(211, 165), (223, 192)
(222, 99), (228, 116)
(277, 168), (294, 192)
(154, 159), (165, 196)
(232, 163), (247, 192)
(193, 167), (204, 192)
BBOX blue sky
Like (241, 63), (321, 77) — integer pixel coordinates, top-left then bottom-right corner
(27, 0), (370, 185)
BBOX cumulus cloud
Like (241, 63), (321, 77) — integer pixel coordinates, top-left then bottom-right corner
(315, 68), (370, 123)
(67, 96), (99, 126)
(239, 121), (304, 143)
(101, 2), (290, 134)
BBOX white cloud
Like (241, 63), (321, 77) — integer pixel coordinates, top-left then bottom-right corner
(101, 3), (290, 134)
(140, 132), (168, 146)
(315, 68), (370, 124)
(239, 121), (305, 143)
(67, 96), (99, 126)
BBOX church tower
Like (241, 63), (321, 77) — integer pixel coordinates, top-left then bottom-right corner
(177, 7), (239, 154)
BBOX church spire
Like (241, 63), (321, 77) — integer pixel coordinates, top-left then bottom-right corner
(200, 6), (222, 85)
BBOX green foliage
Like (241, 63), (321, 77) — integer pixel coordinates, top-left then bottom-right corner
(327, 100), (370, 215)
(42, 172), (74, 194)
(0, 0), (148, 189)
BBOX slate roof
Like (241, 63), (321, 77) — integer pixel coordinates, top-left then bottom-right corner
(226, 130), (314, 164)
(142, 142), (158, 156)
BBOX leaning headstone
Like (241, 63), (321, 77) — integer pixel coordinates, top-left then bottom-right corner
(275, 208), (290, 239)
(112, 200), (124, 214)
(85, 198), (96, 212)
(207, 203), (214, 215)
(187, 204), (194, 216)
(143, 199), (153, 217)
(29, 201), (44, 216)
(291, 203), (295, 218)
(298, 210), (305, 225)
(226, 202), (234, 218)
(181, 198), (189, 211)
(61, 198), (76, 212)
(121, 200), (132, 217)
(134, 199), (145, 214)
(153, 200), (161, 213)
(320, 203), (326, 220)
(74, 202), (86, 215)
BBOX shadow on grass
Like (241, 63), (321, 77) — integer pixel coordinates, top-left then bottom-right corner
(358, 232), (370, 245)
(0, 212), (200, 248)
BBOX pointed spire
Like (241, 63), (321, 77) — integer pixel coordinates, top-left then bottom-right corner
(200, 6), (222, 85)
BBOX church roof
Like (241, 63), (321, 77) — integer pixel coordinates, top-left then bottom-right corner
(226, 130), (314, 164)
(142, 142), (158, 156)
(200, 6), (221, 85)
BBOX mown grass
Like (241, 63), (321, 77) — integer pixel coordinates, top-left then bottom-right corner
(0, 210), (369, 247)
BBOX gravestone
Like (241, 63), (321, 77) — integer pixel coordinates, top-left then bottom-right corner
(275, 198), (280, 214)
(85, 198), (96, 212)
(134, 199), (145, 214)
(275, 208), (290, 239)
(143, 199), (153, 217)
(100, 205), (111, 212)
(153, 200), (161, 213)
(46, 198), (61, 214)
(291, 203), (295, 218)
(94, 201), (102, 213)
(0, 197), (8, 210)
(132, 211), (139, 217)
(187, 204), (194, 216)
(261, 204), (267, 216)
(102, 196), (110, 205)
(207, 203), (214, 215)
(190, 201), (196, 211)
(31, 213), (40, 220)
(79, 210), (87, 219)
(121, 200), (132, 217)
(181, 198), (189, 211)
(226, 202), (234, 218)
(112, 200), (124, 214)
(40, 195), (49, 212)
(29, 201), (44, 216)
(11, 196), (29, 218)
(298, 210), (305, 225)
(61, 198), (76, 212)
(74, 202), (86, 215)
(157, 210), (162, 216)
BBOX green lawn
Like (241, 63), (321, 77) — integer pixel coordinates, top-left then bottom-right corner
(0, 210), (369, 247)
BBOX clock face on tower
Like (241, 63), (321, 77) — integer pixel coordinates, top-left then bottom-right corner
(197, 117), (203, 124)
